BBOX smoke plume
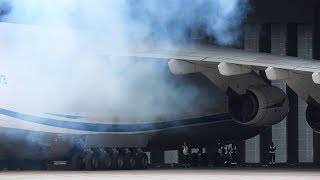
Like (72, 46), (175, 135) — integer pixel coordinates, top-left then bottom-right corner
(0, 0), (249, 120)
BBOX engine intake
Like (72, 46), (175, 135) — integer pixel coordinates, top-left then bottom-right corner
(306, 104), (320, 133)
(228, 86), (289, 127)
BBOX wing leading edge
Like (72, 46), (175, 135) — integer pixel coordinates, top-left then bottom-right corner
(124, 43), (320, 79)
(120, 43), (320, 104)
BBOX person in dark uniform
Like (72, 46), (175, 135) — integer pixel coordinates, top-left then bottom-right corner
(216, 143), (223, 165)
(227, 144), (233, 165)
(269, 142), (276, 165)
(223, 144), (229, 165)
(196, 148), (203, 166)
(231, 144), (238, 165)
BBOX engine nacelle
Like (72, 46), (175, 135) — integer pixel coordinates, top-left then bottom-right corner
(228, 86), (289, 127)
(306, 104), (320, 133)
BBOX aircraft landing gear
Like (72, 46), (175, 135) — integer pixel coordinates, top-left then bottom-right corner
(84, 151), (99, 170)
(136, 152), (148, 169)
(111, 151), (124, 170)
(98, 151), (112, 170)
(123, 149), (136, 170)
(70, 148), (148, 170)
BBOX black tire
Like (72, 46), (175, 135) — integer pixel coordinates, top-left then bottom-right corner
(124, 154), (136, 170)
(71, 153), (84, 170)
(111, 153), (124, 170)
(136, 153), (148, 169)
(99, 153), (112, 170)
(84, 153), (99, 171)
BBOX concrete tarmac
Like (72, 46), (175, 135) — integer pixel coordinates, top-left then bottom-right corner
(0, 168), (320, 180)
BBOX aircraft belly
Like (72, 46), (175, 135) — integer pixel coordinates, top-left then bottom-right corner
(0, 106), (250, 160)
(83, 133), (150, 148)
(0, 116), (265, 161)
(147, 120), (265, 149)
(0, 126), (77, 160)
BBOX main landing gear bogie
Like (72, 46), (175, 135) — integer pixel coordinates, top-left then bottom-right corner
(71, 148), (148, 170)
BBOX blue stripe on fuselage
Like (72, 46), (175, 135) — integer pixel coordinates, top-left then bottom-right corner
(0, 108), (231, 132)
(46, 113), (87, 119)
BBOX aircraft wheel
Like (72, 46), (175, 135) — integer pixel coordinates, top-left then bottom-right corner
(99, 153), (112, 170)
(84, 153), (99, 170)
(111, 153), (124, 170)
(136, 153), (148, 169)
(71, 153), (84, 170)
(124, 154), (136, 170)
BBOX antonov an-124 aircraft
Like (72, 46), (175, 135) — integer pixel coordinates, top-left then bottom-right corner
(0, 23), (319, 170)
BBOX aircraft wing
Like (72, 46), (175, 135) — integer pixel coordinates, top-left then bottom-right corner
(116, 43), (320, 79)
(110, 42), (320, 104)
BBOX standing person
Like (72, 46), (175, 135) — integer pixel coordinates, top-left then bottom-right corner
(269, 142), (276, 165)
(223, 144), (229, 165)
(228, 144), (233, 165)
(231, 144), (238, 165)
(197, 148), (203, 166)
(217, 143), (223, 165)
(182, 142), (189, 168)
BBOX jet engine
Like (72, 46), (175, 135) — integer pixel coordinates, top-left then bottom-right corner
(306, 104), (320, 133)
(228, 86), (289, 127)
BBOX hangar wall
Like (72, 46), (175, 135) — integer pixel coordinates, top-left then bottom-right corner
(243, 24), (261, 163)
(297, 25), (314, 162)
(271, 24), (287, 163)
(243, 23), (316, 164)
(243, 0), (320, 164)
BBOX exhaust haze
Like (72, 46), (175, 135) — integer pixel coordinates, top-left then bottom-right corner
(0, 0), (249, 119)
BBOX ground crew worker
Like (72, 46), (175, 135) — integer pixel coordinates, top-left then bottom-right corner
(231, 144), (238, 165)
(223, 144), (229, 165)
(269, 142), (276, 165)
(182, 142), (189, 168)
(228, 144), (233, 165)
(197, 148), (203, 166)
(216, 143), (223, 165)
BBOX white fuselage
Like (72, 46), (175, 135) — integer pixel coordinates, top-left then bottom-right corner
(0, 23), (264, 161)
